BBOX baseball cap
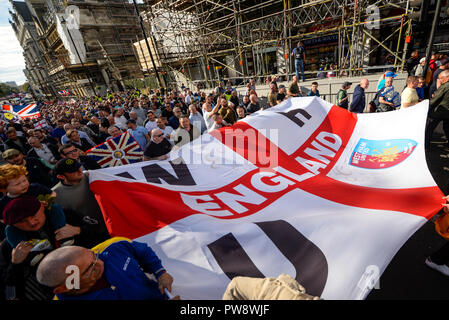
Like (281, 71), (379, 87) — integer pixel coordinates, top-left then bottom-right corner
(420, 57), (426, 63)
(279, 84), (286, 89)
(2, 149), (20, 159)
(54, 158), (82, 175)
(343, 81), (353, 87)
(3, 195), (41, 225)
(385, 71), (397, 78)
(440, 58), (449, 66)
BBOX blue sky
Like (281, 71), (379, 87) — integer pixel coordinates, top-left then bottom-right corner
(0, 0), (27, 86)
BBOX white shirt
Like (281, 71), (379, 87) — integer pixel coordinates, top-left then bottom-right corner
(114, 115), (128, 130)
(203, 110), (215, 131)
(160, 125), (174, 145)
(145, 120), (158, 132)
(160, 125), (174, 137)
(34, 144), (55, 163)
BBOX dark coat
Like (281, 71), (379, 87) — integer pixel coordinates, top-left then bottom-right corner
(349, 85), (366, 113)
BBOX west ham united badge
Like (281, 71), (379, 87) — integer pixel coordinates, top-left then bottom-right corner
(349, 138), (417, 169)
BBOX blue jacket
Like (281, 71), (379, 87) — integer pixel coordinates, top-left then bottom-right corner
(56, 237), (167, 300)
(350, 85), (366, 113)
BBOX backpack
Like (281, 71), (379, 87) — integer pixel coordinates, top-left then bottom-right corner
(294, 47), (304, 60)
(369, 88), (383, 113)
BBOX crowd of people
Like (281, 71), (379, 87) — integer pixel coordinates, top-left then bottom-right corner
(1, 53), (449, 300)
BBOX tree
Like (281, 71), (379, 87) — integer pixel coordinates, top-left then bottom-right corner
(21, 82), (30, 93)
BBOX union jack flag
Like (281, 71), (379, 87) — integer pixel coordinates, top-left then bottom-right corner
(86, 131), (144, 168)
(1, 103), (40, 119)
(58, 90), (69, 95)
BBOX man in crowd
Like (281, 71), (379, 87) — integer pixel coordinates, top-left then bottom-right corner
(2, 148), (55, 187)
(61, 124), (95, 146)
(144, 110), (158, 132)
(36, 238), (177, 300)
(267, 82), (278, 108)
(112, 108), (128, 131)
(65, 130), (95, 153)
(171, 116), (200, 148)
(188, 104), (207, 134)
(208, 114), (229, 132)
(377, 77), (401, 112)
(401, 76), (420, 109)
(291, 41), (306, 82)
(168, 107), (183, 130)
(246, 94), (260, 115)
(33, 128), (58, 148)
(143, 129), (172, 161)
(429, 58), (449, 98)
(426, 70), (449, 150)
(276, 85), (288, 104)
(127, 119), (150, 150)
(59, 143), (101, 170)
(129, 111), (144, 127)
(52, 158), (110, 248)
(406, 50), (420, 77)
(288, 76), (301, 98)
(307, 82), (320, 97)
(5, 127), (31, 155)
(71, 119), (97, 144)
(107, 126), (122, 139)
(236, 106), (246, 121)
(218, 98), (236, 125)
(27, 136), (60, 166)
(156, 117), (174, 141)
(350, 78), (369, 113)
(337, 82), (352, 109)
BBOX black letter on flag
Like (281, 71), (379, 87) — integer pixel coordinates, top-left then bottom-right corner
(207, 220), (328, 297)
(142, 158), (196, 185)
(277, 108), (312, 128)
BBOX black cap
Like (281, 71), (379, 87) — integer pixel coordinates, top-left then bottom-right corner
(54, 158), (82, 175)
(343, 81), (352, 87)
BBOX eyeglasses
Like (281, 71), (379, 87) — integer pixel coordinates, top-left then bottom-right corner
(154, 133), (164, 138)
(64, 149), (78, 155)
(82, 251), (100, 279)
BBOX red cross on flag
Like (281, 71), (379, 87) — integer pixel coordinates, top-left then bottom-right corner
(89, 97), (443, 300)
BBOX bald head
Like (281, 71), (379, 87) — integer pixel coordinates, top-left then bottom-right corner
(360, 78), (370, 89)
(439, 70), (449, 81)
(36, 246), (89, 288)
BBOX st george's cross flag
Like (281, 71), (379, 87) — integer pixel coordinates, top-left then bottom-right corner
(86, 131), (143, 168)
(89, 97), (443, 300)
(2, 103), (40, 119)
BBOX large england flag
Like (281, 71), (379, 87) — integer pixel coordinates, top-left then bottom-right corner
(89, 97), (443, 300)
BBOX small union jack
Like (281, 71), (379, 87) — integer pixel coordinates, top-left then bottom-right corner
(86, 131), (144, 168)
(58, 90), (69, 95)
(2, 103), (40, 119)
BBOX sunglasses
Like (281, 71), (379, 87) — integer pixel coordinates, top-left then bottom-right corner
(154, 133), (164, 138)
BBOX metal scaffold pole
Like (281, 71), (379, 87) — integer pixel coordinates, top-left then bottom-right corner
(131, 0), (163, 88)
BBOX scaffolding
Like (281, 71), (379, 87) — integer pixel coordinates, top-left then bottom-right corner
(141, 0), (420, 88)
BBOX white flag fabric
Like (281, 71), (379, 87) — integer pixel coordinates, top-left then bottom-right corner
(89, 97), (443, 300)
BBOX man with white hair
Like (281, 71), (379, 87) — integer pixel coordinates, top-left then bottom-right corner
(129, 111), (144, 127)
(27, 136), (59, 165)
(36, 237), (177, 300)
